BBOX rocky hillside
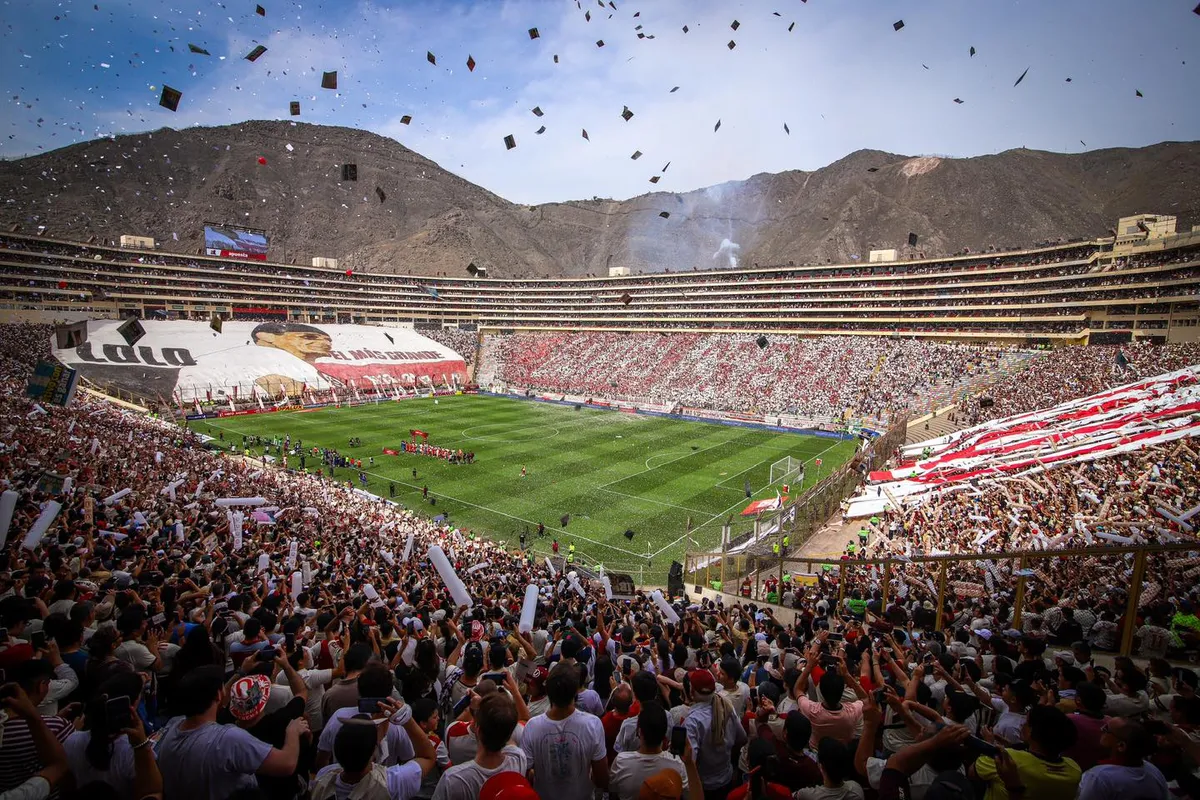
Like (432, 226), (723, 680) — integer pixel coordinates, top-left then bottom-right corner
(1, 120), (1196, 277)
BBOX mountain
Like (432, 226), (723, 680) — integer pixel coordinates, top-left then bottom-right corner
(1, 120), (1197, 278)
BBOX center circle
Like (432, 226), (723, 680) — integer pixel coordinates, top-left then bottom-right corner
(459, 423), (561, 443)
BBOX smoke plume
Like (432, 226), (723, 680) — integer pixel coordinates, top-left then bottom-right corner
(713, 238), (741, 269)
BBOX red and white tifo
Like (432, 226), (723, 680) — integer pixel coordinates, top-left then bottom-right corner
(847, 364), (1200, 518)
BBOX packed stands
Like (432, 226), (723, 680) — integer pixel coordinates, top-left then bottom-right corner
(961, 342), (1200, 426)
(486, 332), (1024, 422)
(6, 314), (1200, 798)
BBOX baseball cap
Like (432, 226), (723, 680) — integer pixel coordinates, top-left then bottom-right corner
(1054, 650), (1075, 665)
(639, 768), (684, 800)
(924, 770), (974, 799)
(527, 666), (549, 686)
(688, 669), (716, 696)
(756, 640), (771, 657)
(228, 674), (272, 720)
(975, 629), (993, 640)
(480, 771), (538, 800)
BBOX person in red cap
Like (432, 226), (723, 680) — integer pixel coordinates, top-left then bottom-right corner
(683, 668), (747, 800)
(478, 771), (539, 800)
(525, 666), (550, 718)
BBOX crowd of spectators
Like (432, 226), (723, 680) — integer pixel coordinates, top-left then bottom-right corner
(416, 329), (477, 368)
(958, 342), (1200, 427)
(5, 314), (1200, 798)
(486, 332), (1020, 422)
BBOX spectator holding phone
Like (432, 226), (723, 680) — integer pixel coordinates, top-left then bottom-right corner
(113, 609), (162, 675)
(726, 738), (790, 800)
(970, 705), (1081, 800)
(609, 705), (689, 800)
(0, 683), (70, 800)
(0, 663), (74, 795)
(154, 665), (309, 800)
(318, 664), (413, 769)
(601, 683), (638, 762)
(794, 636), (866, 748)
(753, 697), (822, 792)
(310, 699), (437, 800)
(63, 673), (146, 798)
(431, 692), (526, 800)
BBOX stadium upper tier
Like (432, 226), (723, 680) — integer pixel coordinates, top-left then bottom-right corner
(2, 230), (1199, 340)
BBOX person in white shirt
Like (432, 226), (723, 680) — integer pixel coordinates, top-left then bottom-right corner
(112, 610), (162, 676)
(610, 705), (689, 800)
(274, 642), (339, 732)
(309, 700), (437, 800)
(432, 693), (527, 800)
(520, 662), (609, 800)
(31, 643), (80, 716)
(716, 658), (750, 718)
(1077, 717), (1169, 800)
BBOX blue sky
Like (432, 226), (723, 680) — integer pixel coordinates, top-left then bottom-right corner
(2, 0), (1198, 204)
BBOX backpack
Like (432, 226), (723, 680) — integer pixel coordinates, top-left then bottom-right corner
(311, 763), (392, 800)
(437, 664), (465, 738)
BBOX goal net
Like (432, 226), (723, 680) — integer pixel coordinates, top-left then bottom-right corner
(769, 456), (804, 488)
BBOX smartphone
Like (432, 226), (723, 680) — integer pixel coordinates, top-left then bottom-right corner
(452, 693), (473, 717)
(669, 725), (687, 756)
(827, 633), (844, 642)
(749, 686), (759, 703)
(483, 672), (508, 685)
(105, 696), (132, 729)
(31, 631), (46, 650)
(771, 655), (780, 668)
(966, 735), (1000, 757)
(622, 660), (632, 678)
(0, 628), (8, 644)
(357, 697), (387, 714)
(873, 688), (886, 706)
(151, 613), (166, 627)
(256, 647), (279, 662)
(923, 652), (934, 664)
(285, 632), (296, 653)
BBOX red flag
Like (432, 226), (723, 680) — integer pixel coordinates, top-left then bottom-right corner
(410, 429), (429, 439)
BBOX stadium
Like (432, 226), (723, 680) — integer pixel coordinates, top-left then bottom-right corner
(3, 2), (1200, 799)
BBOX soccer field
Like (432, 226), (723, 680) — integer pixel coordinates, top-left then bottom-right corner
(190, 395), (857, 577)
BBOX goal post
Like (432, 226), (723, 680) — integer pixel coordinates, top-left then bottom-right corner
(768, 456), (804, 488)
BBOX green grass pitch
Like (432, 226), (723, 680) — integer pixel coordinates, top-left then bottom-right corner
(189, 395), (857, 577)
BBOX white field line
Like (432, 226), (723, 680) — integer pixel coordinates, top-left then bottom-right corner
(647, 437), (850, 559)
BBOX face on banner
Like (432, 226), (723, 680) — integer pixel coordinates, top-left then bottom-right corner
(51, 320), (468, 402)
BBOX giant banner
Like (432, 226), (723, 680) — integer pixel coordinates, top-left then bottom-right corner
(204, 224), (269, 261)
(51, 321), (468, 402)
